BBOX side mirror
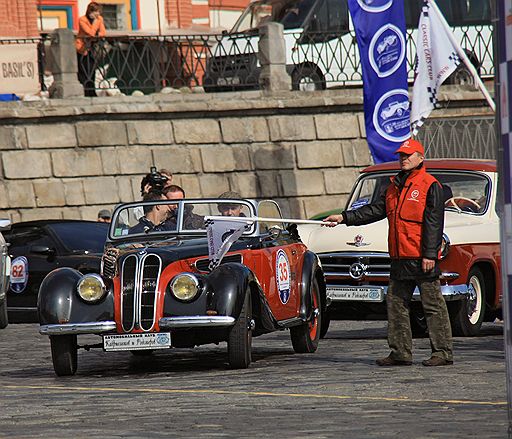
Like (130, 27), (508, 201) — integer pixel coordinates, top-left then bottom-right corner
(0, 219), (11, 231)
(30, 245), (55, 256)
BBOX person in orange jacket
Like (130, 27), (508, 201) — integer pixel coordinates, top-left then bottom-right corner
(324, 139), (453, 367)
(76, 2), (106, 96)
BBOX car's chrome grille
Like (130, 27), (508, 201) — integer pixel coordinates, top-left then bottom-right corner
(102, 248), (119, 279)
(194, 254), (242, 272)
(319, 252), (391, 284)
(121, 254), (162, 332)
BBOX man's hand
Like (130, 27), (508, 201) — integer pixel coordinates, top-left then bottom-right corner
(322, 214), (344, 227)
(422, 258), (435, 272)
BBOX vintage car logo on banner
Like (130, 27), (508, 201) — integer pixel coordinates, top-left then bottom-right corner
(356, 0), (392, 13)
(276, 249), (291, 304)
(369, 24), (405, 78)
(373, 89), (411, 142)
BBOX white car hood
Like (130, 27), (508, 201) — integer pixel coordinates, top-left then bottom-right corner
(298, 210), (499, 254)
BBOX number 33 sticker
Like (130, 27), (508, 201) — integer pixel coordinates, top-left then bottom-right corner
(276, 249), (290, 304)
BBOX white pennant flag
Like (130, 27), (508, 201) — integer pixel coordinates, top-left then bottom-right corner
(410, 0), (460, 135)
(205, 217), (253, 270)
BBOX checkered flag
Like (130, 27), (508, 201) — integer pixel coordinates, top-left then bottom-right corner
(411, 0), (460, 136)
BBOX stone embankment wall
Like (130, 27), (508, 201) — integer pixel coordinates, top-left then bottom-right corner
(0, 88), (492, 222)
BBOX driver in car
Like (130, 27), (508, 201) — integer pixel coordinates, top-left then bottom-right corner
(128, 192), (172, 234)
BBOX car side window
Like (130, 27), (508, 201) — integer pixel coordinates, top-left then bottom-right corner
(257, 201), (283, 233)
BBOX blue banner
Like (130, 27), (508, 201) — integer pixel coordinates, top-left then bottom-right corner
(348, 0), (410, 163)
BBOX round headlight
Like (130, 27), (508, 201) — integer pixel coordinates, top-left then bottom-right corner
(170, 274), (200, 302)
(77, 274), (106, 302)
(440, 233), (451, 260)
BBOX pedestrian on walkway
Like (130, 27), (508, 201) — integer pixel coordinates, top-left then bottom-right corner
(324, 138), (453, 367)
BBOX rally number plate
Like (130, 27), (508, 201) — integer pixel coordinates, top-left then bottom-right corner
(103, 333), (171, 352)
(327, 286), (384, 302)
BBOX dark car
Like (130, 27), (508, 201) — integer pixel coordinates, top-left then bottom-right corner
(0, 219), (11, 329)
(5, 220), (109, 323)
(38, 198), (325, 376)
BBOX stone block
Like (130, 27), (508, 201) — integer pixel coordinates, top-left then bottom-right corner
(324, 168), (361, 194)
(33, 180), (66, 207)
(20, 208), (63, 222)
(177, 175), (201, 198)
(127, 121), (174, 145)
(3, 151), (52, 179)
(0, 126), (27, 150)
(52, 150), (103, 177)
(252, 143), (295, 170)
(295, 141), (343, 169)
(81, 205), (104, 221)
(357, 113), (366, 138)
(280, 170), (325, 196)
(153, 147), (202, 174)
(100, 148), (121, 175)
(26, 124), (77, 149)
(117, 175), (136, 203)
(199, 174), (230, 198)
(220, 118), (270, 143)
(315, 113), (360, 139)
(274, 197), (304, 219)
(117, 147), (153, 174)
(62, 207), (82, 220)
(5, 210), (21, 223)
(76, 121), (128, 147)
(64, 179), (86, 206)
(173, 119), (221, 144)
(268, 116), (316, 141)
(229, 172), (259, 198)
(302, 194), (348, 219)
(342, 139), (373, 166)
(255, 171), (281, 198)
(201, 145), (250, 173)
(83, 177), (120, 204)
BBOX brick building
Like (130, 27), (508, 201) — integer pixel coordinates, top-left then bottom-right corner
(0, 0), (249, 37)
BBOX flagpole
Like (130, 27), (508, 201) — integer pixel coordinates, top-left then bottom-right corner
(427, 0), (495, 112)
(205, 216), (332, 226)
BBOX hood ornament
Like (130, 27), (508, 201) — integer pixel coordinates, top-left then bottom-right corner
(346, 234), (370, 247)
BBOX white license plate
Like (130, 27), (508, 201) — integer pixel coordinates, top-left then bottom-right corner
(327, 286), (384, 302)
(103, 333), (171, 352)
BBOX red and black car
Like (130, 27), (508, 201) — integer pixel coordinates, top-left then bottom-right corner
(38, 198), (325, 376)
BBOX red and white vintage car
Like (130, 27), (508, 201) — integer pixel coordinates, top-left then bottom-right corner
(299, 159), (501, 337)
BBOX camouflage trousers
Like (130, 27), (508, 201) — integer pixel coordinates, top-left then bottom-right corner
(387, 278), (453, 362)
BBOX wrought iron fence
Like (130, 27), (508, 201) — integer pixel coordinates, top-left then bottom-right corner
(419, 116), (496, 160)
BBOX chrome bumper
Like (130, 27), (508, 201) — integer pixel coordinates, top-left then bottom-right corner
(40, 321), (117, 335)
(159, 316), (235, 328)
(326, 283), (470, 304)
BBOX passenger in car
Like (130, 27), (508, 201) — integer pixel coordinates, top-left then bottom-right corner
(217, 191), (246, 217)
(128, 192), (172, 234)
(163, 185), (204, 230)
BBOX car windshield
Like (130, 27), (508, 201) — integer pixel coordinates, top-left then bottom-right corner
(111, 199), (254, 239)
(347, 171), (491, 215)
(48, 222), (109, 253)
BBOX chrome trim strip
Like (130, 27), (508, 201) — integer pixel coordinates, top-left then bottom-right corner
(325, 271), (390, 279)
(40, 321), (117, 335)
(440, 272), (460, 280)
(159, 316), (235, 328)
(121, 254), (138, 332)
(319, 252), (390, 258)
(326, 283), (470, 302)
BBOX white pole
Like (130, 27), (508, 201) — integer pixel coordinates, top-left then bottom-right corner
(427, 0), (496, 112)
(205, 215), (330, 226)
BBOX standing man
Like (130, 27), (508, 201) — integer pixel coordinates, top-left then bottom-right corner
(324, 139), (453, 367)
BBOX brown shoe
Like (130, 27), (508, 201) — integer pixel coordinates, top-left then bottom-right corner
(422, 357), (453, 367)
(376, 356), (412, 366)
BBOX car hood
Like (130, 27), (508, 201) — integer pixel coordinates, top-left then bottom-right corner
(298, 211), (499, 254)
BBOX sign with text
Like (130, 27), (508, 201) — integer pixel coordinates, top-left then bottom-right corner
(0, 43), (39, 96)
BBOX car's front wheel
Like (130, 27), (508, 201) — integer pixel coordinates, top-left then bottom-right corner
(50, 335), (78, 376)
(228, 288), (252, 369)
(0, 298), (8, 329)
(449, 267), (486, 336)
(291, 278), (321, 353)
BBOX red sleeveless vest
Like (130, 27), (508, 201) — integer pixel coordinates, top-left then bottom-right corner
(385, 166), (439, 259)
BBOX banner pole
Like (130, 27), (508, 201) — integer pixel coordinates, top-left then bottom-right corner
(427, 0), (496, 112)
(205, 216), (333, 226)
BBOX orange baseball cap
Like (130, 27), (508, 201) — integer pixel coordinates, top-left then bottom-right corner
(395, 138), (424, 155)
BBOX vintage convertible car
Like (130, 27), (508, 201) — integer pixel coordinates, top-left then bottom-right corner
(299, 159), (500, 338)
(38, 198), (325, 376)
(0, 219), (11, 329)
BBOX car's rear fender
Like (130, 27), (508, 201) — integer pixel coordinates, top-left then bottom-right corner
(299, 251), (326, 320)
(38, 268), (114, 325)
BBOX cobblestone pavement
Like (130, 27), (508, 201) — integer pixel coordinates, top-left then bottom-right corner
(0, 321), (507, 438)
